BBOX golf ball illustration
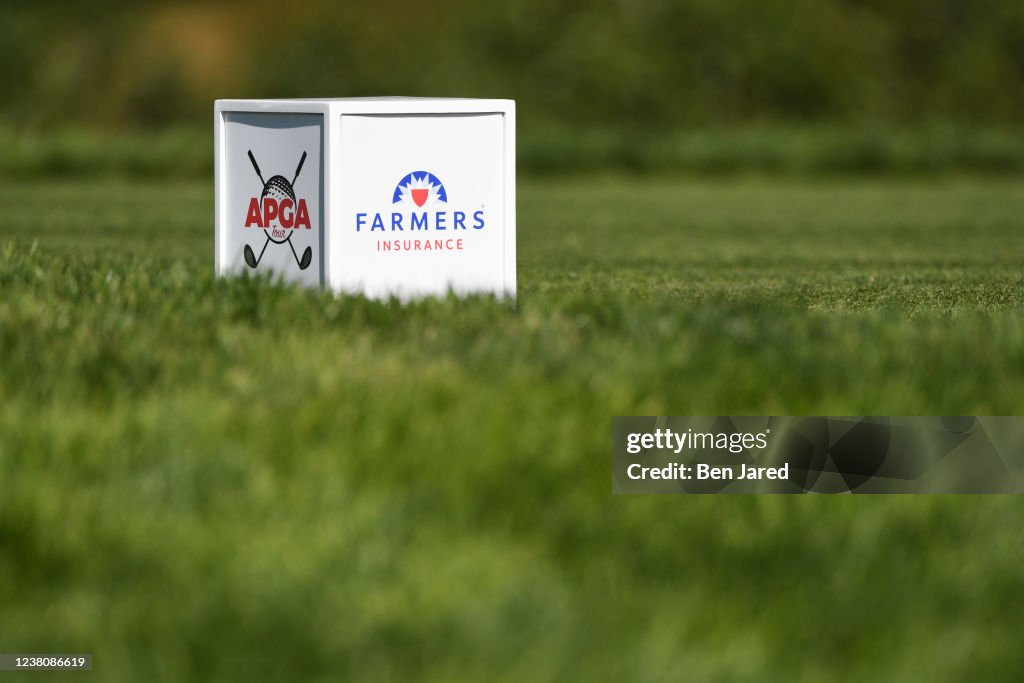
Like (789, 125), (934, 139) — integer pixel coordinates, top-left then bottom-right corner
(244, 150), (313, 271)
(260, 175), (297, 240)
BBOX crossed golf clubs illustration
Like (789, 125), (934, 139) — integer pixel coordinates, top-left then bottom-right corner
(243, 149), (313, 270)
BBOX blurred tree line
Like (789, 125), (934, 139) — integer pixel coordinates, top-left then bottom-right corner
(4, 0), (1024, 130)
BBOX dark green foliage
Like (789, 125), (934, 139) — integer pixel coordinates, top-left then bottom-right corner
(4, 2), (1024, 129)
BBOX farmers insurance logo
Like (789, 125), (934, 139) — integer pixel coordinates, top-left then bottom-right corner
(241, 149), (313, 270)
(356, 170), (485, 253)
(393, 171), (447, 207)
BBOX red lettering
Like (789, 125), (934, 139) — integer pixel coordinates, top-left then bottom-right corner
(373, 237), (466, 253)
(263, 198), (279, 224)
(295, 200), (311, 229)
(245, 197), (263, 227)
(279, 199), (294, 228)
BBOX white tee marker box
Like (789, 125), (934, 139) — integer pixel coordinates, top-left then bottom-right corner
(214, 98), (516, 299)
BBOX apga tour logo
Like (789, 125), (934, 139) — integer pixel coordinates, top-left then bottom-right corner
(242, 149), (313, 270)
(392, 171), (447, 207)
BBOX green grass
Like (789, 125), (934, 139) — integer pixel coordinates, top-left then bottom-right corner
(1, 176), (1024, 682)
(6, 124), (1024, 178)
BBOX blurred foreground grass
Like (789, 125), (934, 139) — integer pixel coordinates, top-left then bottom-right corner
(1, 177), (1024, 681)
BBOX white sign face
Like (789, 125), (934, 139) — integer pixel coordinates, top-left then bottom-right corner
(334, 113), (506, 298)
(216, 99), (515, 299)
(223, 113), (323, 286)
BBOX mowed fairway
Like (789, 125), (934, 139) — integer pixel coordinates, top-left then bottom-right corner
(2, 176), (1024, 682)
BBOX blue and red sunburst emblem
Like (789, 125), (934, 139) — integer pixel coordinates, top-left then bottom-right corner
(392, 171), (448, 207)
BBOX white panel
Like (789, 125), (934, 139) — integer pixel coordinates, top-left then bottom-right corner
(222, 112), (323, 286)
(333, 114), (506, 298)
